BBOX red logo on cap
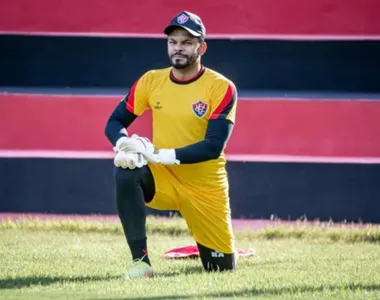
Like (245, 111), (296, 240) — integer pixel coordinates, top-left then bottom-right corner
(177, 13), (189, 24)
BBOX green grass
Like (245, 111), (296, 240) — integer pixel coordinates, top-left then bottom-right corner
(1, 217), (380, 299)
(2, 216), (380, 243)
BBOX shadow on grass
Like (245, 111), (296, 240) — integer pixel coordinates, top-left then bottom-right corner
(0, 274), (121, 289)
(0, 266), (205, 290)
(96, 283), (380, 300)
(154, 265), (206, 278)
(3, 273), (379, 299)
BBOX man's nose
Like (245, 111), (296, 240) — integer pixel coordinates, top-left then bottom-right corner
(174, 44), (183, 52)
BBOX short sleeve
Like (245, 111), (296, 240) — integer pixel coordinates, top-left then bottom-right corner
(124, 72), (151, 116)
(209, 81), (238, 123)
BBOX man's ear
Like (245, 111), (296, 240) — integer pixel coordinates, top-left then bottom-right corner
(199, 42), (207, 56)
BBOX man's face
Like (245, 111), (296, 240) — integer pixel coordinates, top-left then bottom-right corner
(167, 28), (203, 69)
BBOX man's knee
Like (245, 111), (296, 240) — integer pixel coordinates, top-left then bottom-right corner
(197, 243), (237, 272)
(114, 166), (143, 186)
(114, 166), (155, 202)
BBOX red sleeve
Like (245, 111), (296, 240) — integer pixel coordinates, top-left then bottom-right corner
(125, 79), (139, 114)
(124, 72), (150, 116)
(210, 84), (237, 120)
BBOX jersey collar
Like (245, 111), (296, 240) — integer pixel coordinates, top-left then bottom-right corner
(170, 65), (206, 85)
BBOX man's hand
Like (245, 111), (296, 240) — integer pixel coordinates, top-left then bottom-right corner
(113, 136), (133, 153)
(114, 151), (147, 169)
(115, 134), (180, 165)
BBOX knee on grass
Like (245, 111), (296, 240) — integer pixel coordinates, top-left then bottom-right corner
(197, 243), (237, 272)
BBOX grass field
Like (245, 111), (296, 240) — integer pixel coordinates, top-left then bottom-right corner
(1, 216), (380, 300)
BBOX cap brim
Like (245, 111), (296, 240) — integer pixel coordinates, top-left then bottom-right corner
(164, 25), (201, 37)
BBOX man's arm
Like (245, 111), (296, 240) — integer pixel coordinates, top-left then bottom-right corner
(175, 119), (234, 164)
(104, 97), (138, 146)
(107, 78), (237, 165)
(105, 72), (151, 147)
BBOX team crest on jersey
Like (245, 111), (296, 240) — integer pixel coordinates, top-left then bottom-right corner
(177, 13), (189, 24)
(192, 100), (208, 119)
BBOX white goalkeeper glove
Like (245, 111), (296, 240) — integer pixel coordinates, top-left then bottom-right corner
(116, 134), (180, 165)
(113, 136), (148, 169)
(113, 151), (148, 169)
(113, 136), (132, 152)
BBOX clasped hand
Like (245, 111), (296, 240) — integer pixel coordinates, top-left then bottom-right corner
(113, 134), (180, 169)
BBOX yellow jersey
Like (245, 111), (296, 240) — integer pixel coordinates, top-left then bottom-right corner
(125, 66), (238, 193)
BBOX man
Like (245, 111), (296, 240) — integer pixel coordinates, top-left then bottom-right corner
(105, 11), (238, 279)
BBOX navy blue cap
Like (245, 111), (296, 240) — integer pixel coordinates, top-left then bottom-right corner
(164, 11), (206, 38)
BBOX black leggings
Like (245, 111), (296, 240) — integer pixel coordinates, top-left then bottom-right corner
(197, 242), (237, 272)
(114, 166), (236, 271)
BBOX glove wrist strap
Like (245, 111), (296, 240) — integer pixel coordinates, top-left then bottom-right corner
(159, 149), (180, 164)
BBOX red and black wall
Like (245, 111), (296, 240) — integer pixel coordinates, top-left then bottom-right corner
(1, 0), (380, 222)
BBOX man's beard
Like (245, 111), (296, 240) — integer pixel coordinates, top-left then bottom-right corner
(169, 52), (199, 69)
